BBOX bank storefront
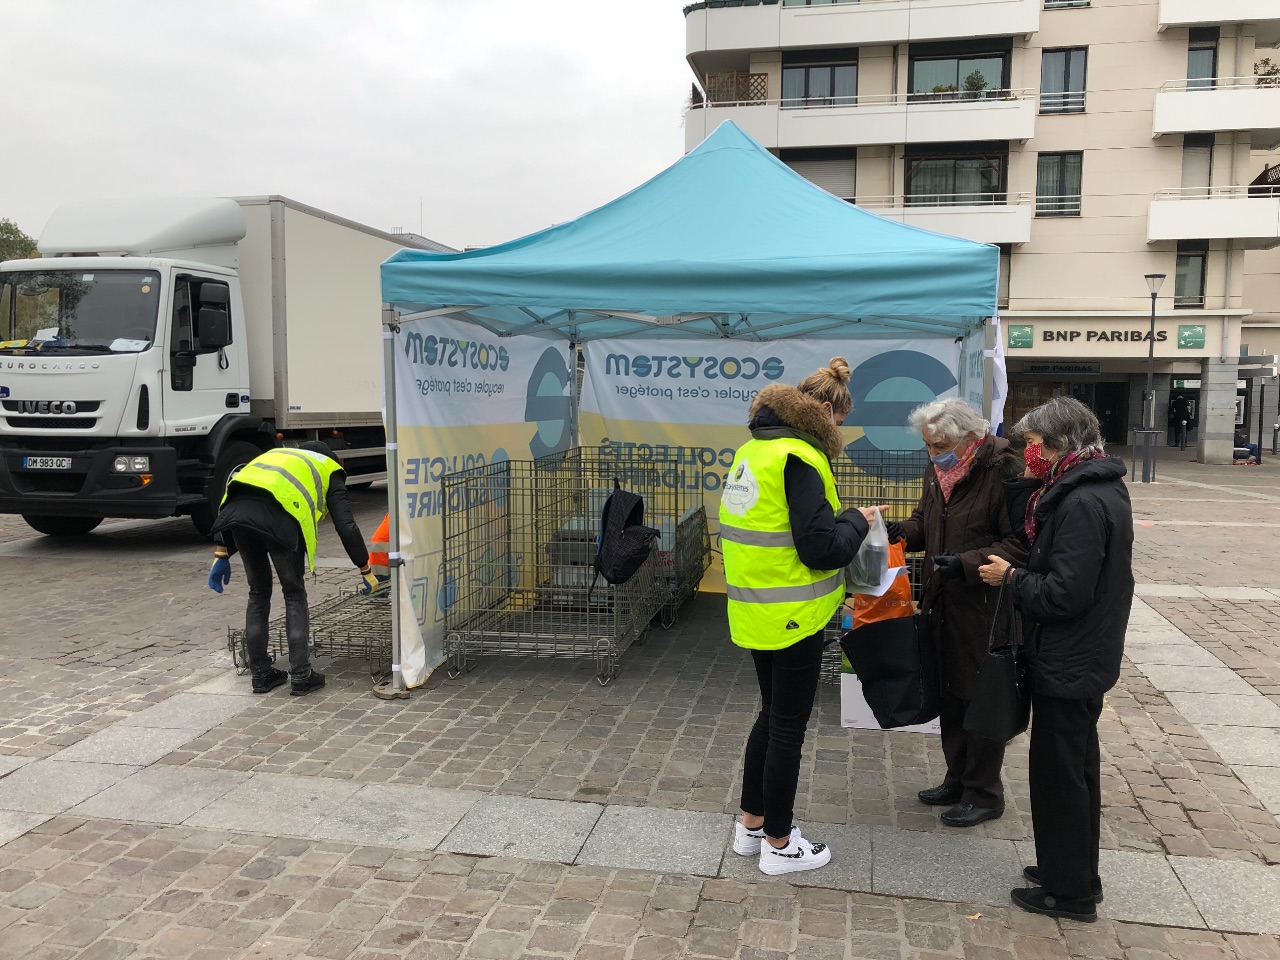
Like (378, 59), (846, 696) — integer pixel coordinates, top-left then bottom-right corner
(1001, 313), (1245, 459)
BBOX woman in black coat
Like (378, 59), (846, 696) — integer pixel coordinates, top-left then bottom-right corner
(979, 396), (1134, 923)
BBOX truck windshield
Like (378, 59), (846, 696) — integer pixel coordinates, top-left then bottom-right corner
(0, 270), (160, 353)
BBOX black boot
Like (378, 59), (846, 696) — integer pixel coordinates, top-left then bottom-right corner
(940, 802), (1003, 827)
(251, 668), (288, 694)
(1023, 865), (1103, 903)
(1011, 887), (1097, 922)
(917, 783), (963, 806)
(290, 670), (326, 697)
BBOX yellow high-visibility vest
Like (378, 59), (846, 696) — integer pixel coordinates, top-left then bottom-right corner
(719, 436), (844, 650)
(223, 448), (341, 571)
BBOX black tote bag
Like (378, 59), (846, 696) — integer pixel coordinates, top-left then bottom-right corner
(840, 610), (939, 729)
(964, 570), (1031, 743)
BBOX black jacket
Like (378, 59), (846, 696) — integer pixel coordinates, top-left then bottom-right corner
(746, 387), (868, 570)
(1011, 456), (1134, 699)
(213, 472), (369, 568)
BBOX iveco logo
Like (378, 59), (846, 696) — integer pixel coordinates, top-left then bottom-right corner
(18, 400), (78, 415)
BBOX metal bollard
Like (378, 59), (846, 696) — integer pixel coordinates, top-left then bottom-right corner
(1272, 423), (1279, 456)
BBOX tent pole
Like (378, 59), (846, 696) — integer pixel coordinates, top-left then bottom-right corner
(373, 307), (410, 701)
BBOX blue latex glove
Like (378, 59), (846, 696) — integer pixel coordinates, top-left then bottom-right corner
(209, 556), (231, 593)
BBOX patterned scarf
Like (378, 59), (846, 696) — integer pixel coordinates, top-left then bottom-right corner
(935, 438), (982, 503)
(1024, 449), (1102, 545)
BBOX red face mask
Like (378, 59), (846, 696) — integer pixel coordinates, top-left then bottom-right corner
(1024, 441), (1053, 479)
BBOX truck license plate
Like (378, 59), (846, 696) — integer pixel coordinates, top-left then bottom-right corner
(22, 457), (73, 471)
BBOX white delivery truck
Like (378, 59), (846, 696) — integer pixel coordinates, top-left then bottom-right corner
(0, 196), (446, 536)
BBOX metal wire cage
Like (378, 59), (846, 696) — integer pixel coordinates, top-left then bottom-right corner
(440, 449), (709, 684)
(227, 591), (393, 680)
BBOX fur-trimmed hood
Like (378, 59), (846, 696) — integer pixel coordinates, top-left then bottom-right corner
(748, 383), (845, 461)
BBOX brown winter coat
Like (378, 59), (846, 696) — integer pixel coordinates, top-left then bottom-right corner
(898, 436), (1028, 700)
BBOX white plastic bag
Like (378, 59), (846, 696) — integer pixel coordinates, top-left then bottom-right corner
(845, 509), (889, 593)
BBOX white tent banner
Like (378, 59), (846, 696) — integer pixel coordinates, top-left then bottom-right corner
(581, 337), (963, 428)
(392, 313), (574, 686)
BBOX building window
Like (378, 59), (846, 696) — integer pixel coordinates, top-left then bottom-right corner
(909, 41), (1011, 100)
(1036, 152), (1083, 216)
(1044, 0), (1089, 7)
(1181, 133), (1214, 197)
(780, 148), (856, 201)
(1175, 241), (1208, 308)
(782, 49), (857, 108)
(905, 143), (1008, 205)
(1187, 27), (1219, 89)
(1040, 48), (1087, 113)
(783, 0), (839, 5)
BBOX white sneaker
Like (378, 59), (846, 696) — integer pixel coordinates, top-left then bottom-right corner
(733, 821), (765, 856)
(759, 827), (831, 876)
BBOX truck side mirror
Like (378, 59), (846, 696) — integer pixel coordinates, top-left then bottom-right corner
(195, 284), (232, 350)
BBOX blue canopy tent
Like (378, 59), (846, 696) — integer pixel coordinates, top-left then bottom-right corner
(371, 121), (999, 698)
(382, 121), (997, 341)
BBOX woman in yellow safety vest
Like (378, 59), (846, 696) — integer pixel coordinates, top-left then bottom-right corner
(720, 357), (884, 877)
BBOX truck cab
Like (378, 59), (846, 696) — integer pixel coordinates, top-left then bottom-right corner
(0, 199), (270, 535)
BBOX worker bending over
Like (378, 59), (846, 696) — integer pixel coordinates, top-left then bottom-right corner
(207, 441), (378, 696)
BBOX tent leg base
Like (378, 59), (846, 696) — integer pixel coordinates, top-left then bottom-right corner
(371, 681), (411, 701)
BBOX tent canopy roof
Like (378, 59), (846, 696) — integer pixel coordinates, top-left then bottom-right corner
(381, 121), (998, 342)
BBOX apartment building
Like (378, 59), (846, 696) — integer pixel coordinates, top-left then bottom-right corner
(683, 0), (1280, 462)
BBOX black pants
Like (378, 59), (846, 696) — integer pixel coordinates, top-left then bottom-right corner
(1029, 689), (1104, 901)
(237, 527), (312, 681)
(740, 630), (824, 840)
(939, 689), (1006, 809)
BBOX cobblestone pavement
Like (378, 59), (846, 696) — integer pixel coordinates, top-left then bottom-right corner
(5, 815), (1280, 960)
(2, 464), (1280, 957)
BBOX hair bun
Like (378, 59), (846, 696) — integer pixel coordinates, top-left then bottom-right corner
(826, 357), (851, 384)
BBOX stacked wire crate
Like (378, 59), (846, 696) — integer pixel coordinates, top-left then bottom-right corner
(227, 591), (393, 680)
(440, 449), (709, 684)
(821, 449), (929, 683)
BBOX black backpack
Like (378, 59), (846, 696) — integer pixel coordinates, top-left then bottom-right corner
(592, 480), (660, 588)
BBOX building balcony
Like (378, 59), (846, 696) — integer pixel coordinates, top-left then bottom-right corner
(685, 0), (1040, 61)
(685, 89), (1038, 152)
(858, 193), (1033, 244)
(1147, 187), (1280, 250)
(1152, 79), (1280, 150)
(1157, 0), (1280, 48)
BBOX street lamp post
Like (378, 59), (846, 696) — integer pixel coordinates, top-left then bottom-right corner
(1142, 273), (1166, 483)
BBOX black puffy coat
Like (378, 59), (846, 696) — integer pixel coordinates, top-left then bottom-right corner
(1011, 456), (1134, 699)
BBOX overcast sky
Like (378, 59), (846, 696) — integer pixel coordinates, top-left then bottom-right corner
(3, 1), (693, 250)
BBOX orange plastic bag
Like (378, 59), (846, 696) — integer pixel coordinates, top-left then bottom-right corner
(851, 539), (912, 628)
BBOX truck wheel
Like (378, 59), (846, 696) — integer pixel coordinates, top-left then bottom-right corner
(23, 515), (104, 537)
(347, 481), (374, 492)
(191, 440), (262, 538)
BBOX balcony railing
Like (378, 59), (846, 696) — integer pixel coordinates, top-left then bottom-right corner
(704, 71), (769, 104)
(1159, 76), (1270, 92)
(859, 192), (1031, 208)
(1035, 193), (1082, 216)
(693, 88), (1037, 109)
(1039, 90), (1086, 113)
(1154, 185), (1278, 200)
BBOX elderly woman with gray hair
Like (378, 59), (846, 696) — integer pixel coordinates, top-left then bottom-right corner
(886, 399), (1027, 828)
(979, 396), (1134, 923)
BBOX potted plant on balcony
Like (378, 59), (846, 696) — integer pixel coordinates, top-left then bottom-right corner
(960, 70), (989, 101)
